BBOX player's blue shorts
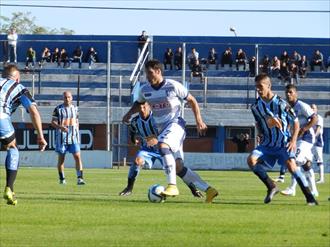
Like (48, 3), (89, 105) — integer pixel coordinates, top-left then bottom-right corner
(55, 143), (80, 155)
(0, 117), (15, 139)
(251, 145), (295, 168)
(136, 149), (162, 169)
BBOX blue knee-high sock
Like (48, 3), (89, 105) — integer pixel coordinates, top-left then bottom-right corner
(252, 164), (274, 190)
(127, 163), (140, 190)
(292, 169), (315, 202)
(5, 147), (19, 191)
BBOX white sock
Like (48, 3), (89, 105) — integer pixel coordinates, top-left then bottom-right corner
(304, 168), (318, 195)
(319, 164), (324, 181)
(162, 153), (176, 185)
(181, 168), (209, 192)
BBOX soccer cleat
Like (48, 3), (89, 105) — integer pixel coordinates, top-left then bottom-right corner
(59, 179), (67, 185)
(280, 187), (296, 197)
(205, 187), (218, 203)
(274, 176), (285, 183)
(160, 184), (179, 197)
(264, 187), (279, 204)
(316, 179), (324, 184)
(77, 178), (86, 185)
(3, 187), (17, 206)
(312, 190), (319, 197)
(119, 187), (132, 196)
(188, 183), (203, 198)
(307, 198), (319, 206)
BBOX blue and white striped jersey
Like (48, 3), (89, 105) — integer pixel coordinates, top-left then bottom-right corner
(313, 114), (324, 147)
(137, 79), (188, 132)
(52, 103), (80, 145)
(292, 100), (316, 144)
(129, 111), (159, 152)
(0, 78), (35, 117)
(251, 95), (297, 148)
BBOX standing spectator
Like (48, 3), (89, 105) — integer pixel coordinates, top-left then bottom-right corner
(248, 56), (256, 77)
(137, 30), (148, 58)
(25, 47), (36, 69)
(7, 27), (18, 63)
(163, 48), (174, 70)
(259, 55), (270, 75)
(291, 50), (301, 65)
(71, 46), (83, 69)
(39, 47), (51, 67)
(59, 48), (70, 68)
(187, 47), (199, 69)
(270, 56), (281, 78)
(86, 47), (98, 69)
(51, 91), (85, 185)
(289, 63), (300, 85)
(310, 50), (324, 71)
(221, 47), (233, 68)
(174, 46), (183, 70)
(235, 48), (247, 71)
(280, 50), (290, 64)
(232, 133), (250, 153)
(298, 55), (308, 78)
(51, 47), (61, 66)
(207, 47), (218, 69)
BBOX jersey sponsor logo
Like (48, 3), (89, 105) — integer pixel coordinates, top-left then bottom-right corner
(151, 102), (170, 109)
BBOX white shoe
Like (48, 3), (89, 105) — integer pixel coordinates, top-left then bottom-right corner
(274, 176), (285, 183)
(280, 187), (296, 196)
(77, 178), (86, 185)
(59, 179), (66, 185)
(312, 190), (319, 197)
(316, 179), (324, 184)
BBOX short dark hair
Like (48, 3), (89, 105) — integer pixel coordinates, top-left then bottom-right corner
(145, 59), (164, 75)
(2, 64), (19, 79)
(255, 73), (270, 83)
(285, 84), (297, 92)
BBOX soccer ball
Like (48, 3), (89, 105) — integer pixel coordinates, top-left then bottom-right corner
(148, 184), (166, 203)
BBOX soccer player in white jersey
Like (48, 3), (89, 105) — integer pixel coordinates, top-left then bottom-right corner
(51, 91), (85, 185)
(123, 59), (218, 203)
(311, 104), (325, 183)
(0, 65), (47, 205)
(281, 84), (319, 197)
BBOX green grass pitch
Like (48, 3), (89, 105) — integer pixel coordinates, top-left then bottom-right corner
(0, 167), (329, 247)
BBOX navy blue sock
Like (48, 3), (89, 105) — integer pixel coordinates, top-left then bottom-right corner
(177, 166), (188, 178)
(252, 164), (274, 190)
(59, 172), (65, 181)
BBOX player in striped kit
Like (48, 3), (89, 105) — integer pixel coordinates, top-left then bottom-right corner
(1, 65), (47, 205)
(123, 59), (218, 203)
(119, 102), (213, 199)
(51, 91), (85, 185)
(248, 74), (317, 205)
(281, 85), (319, 197)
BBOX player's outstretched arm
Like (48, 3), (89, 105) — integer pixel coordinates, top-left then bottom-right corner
(29, 105), (47, 151)
(185, 94), (207, 136)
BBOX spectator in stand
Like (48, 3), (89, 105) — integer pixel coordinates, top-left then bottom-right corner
(280, 50), (290, 64)
(291, 50), (301, 65)
(71, 46), (84, 69)
(259, 55), (270, 75)
(137, 30), (148, 57)
(86, 47), (98, 69)
(298, 55), (308, 78)
(25, 47), (36, 69)
(7, 27), (18, 63)
(221, 47), (233, 68)
(270, 56), (281, 78)
(326, 55), (330, 72)
(235, 48), (247, 71)
(249, 56), (256, 77)
(232, 133), (250, 153)
(191, 59), (204, 83)
(289, 63), (300, 85)
(207, 47), (218, 69)
(163, 48), (174, 70)
(52, 47), (61, 66)
(279, 61), (290, 83)
(39, 47), (52, 67)
(187, 47), (199, 69)
(59, 48), (70, 68)
(310, 50), (324, 71)
(174, 47), (183, 70)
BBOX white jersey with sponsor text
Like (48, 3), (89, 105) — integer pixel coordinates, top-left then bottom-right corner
(137, 79), (188, 132)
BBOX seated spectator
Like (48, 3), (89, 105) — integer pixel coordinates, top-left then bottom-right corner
(221, 47), (233, 68)
(291, 50), (301, 65)
(298, 55), (308, 78)
(207, 47), (218, 68)
(191, 59), (204, 83)
(163, 48), (173, 70)
(187, 47), (199, 69)
(310, 50), (324, 71)
(232, 133), (249, 153)
(289, 63), (300, 85)
(235, 48), (247, 71)
(326, 55), (330, 72)
(59, 48), (70, 68)
(270, 56), (281, 78)
(259, 55), (270, 75)
(51, 47), (61, 66)
(248, 56), (256, 77)
(279, 61), (290, 83)
(39, 47), (51, 67)
(174, 47), (183, 70)
(71, 46), (83, 69)
(85, 47), (98, 69)
(280, 50), (290, 64)
(25, 47), (36, 69)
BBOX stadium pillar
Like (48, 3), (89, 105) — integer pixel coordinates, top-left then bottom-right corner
(107, 41), (111, 152)
(181, 42), (186, 118)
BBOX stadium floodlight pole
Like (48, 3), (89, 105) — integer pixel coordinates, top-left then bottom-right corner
(106, 41), (111, 152)
(255, 44), (259, 98)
